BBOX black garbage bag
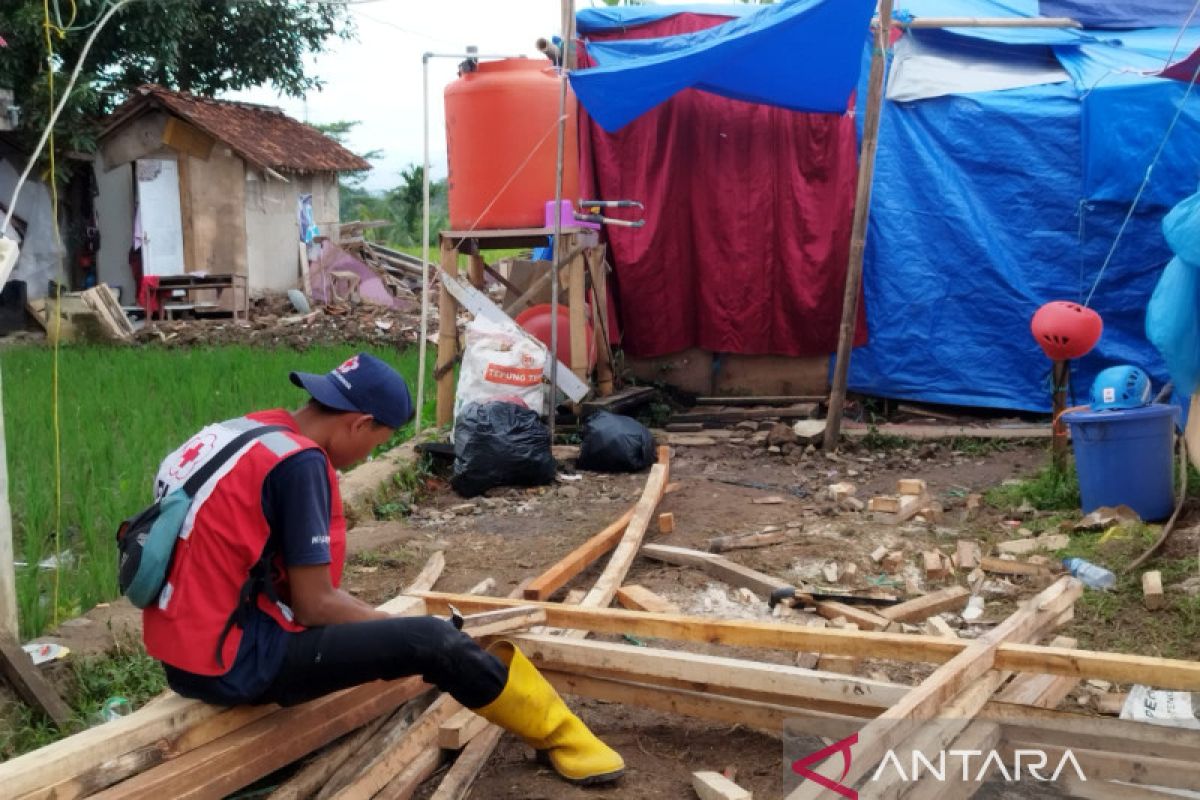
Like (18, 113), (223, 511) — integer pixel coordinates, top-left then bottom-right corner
(577, 411), (655, 473)
(451, 402), (556, 497)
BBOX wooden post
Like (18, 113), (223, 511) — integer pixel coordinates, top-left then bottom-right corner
(587, 246), (614, 396)
(567, 235), (588, 383)
(0, 366), (16, 640)
(466, 253), (485, 290)
(824, 1), (894, 452)
(436, 238), (460, 428)
(1052, 359), (1069, 471)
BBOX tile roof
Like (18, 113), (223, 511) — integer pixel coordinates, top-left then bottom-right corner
(102, 85), (371, 174)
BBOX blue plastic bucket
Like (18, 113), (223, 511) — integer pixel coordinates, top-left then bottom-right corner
(1062, 404), (1179, 521)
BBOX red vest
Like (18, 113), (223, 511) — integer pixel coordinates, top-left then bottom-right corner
(142, 409), (346, 676)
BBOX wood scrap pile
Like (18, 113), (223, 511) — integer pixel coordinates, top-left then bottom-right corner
(8, 446), (1200, 799)
(26, 284), (132, 344)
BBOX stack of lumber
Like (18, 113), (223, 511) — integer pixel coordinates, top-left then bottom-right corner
(9, 445), (1200, 799)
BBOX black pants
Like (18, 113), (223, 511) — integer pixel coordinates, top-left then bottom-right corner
(261, 616), (508, 708)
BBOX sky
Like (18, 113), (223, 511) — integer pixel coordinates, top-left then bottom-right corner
(226, 0), (666, 193)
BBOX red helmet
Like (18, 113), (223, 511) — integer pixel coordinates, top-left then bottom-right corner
(1030, 301), (1103, 360)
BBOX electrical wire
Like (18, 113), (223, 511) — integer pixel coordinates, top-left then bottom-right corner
(1082, 51), (1200, 308)
(40, 0), (67, 626)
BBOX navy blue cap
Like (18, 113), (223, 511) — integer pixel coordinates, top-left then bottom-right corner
(290, 353), (414, 429)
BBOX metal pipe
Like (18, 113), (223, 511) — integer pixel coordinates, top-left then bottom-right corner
(416, 52), (432, 436)
(537, 37), (562, 65)
(416, 48), (525, 436)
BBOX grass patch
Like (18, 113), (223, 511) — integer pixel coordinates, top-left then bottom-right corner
(984, 463), (1080, 512)
(3, 343), (433, 637)
(1052, 525), (1200, 660)
(1, 641), (167, 759)
(859, 426), (914, 451)
(373, 454), (433, 519)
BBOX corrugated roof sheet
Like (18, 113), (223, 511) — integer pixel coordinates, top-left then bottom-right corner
(102, 85), (371, 174)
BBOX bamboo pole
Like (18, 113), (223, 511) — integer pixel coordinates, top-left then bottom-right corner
(824, 0), (894, 452)
(0, 366), (16, 639)
(879, 16), (1081, 28)
(1052, 359), (1069, 471)
(548, 4), (573, 439)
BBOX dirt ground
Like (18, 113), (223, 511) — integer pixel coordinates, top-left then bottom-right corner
(339, 434), (1072, 800)
(36, 428), (1196, 799)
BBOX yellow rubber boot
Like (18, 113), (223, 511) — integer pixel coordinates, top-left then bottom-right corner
(472, 640), (625, 784)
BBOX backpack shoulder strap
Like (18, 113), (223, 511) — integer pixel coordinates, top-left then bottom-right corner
(181, 424), (290, 497)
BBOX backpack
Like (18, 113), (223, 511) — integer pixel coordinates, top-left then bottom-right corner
(116, 424), (287, 609)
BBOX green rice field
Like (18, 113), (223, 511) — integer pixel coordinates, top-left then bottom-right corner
(1, 343), (432, 637)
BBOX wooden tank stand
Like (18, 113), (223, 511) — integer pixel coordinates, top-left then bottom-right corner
(435, 227), (613, 427)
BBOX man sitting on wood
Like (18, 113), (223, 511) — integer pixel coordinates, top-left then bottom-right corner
(138, 352), (624, 784)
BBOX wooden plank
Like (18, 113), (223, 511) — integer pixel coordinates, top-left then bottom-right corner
(460, 606), (546, 638)
(329, 694), (460, 800)
(0, 634), (73, 728)
(406, 550), (445, 593)
(1056, 775), (1182, 800)
(428, 725), (504, 800)
(955, 540), (980, 571)
(578, 447), (670, 610)
(901, 721), (999, 800)
(466, 253), (485, 289)
(543, 669), (862, 740)
(1143, 570), (1165, 610)
(413, 591), (1200, 689)
(511, 634), (907, 711)
(5, 590), (421, 800)
(980, 556), (1053, 577)
(640, 544), (792, 598)
(522, 505), (636, 601)
(1002, 741), (1200, 792)
(707, 531), (787, 553)
(91, 678), (429, 800)
(266, 707), (396, 800)
(580, 385), (658, 416)
(815, 601), (891, 631)
(586, 246), (614, 397)
(842, 422), (1053, 440)
(437, 707), (490, 750)
(878, 586), (970, 623)
(785, 577), (1080, 800)
(616, 584), (679, 614)
(542, 665), (1200, 774)
(694, 396), (826, 406)
(435, 240), (459, 427)
(693, 771), (752, 800)
(568, 246), (587, 382)
(372, 745), (442, 800)
(994, 636), (1078, 708)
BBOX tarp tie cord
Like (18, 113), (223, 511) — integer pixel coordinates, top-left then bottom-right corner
(1084, 10), (1200, 308)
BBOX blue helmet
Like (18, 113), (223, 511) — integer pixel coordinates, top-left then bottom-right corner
(1090, 366), (1152, 411)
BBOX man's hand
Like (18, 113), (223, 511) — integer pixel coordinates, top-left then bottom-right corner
(286, 564), (389, 626)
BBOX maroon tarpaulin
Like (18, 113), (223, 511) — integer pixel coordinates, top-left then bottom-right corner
(578, 12), (866, 359)
(1162, 45), (1200, 82)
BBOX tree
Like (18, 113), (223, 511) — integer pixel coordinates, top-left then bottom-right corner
(0, 0), (354, 178)
(312, 120), (381, 190)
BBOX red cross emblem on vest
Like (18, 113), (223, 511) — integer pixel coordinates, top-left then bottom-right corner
(169, 432), (218, 481)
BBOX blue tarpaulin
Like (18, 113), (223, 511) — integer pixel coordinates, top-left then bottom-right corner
(577, 2), (1200, 411)
(569, 0), (875, 132)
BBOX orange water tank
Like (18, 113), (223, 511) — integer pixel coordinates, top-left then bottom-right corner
(445, 58), (579, 230)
